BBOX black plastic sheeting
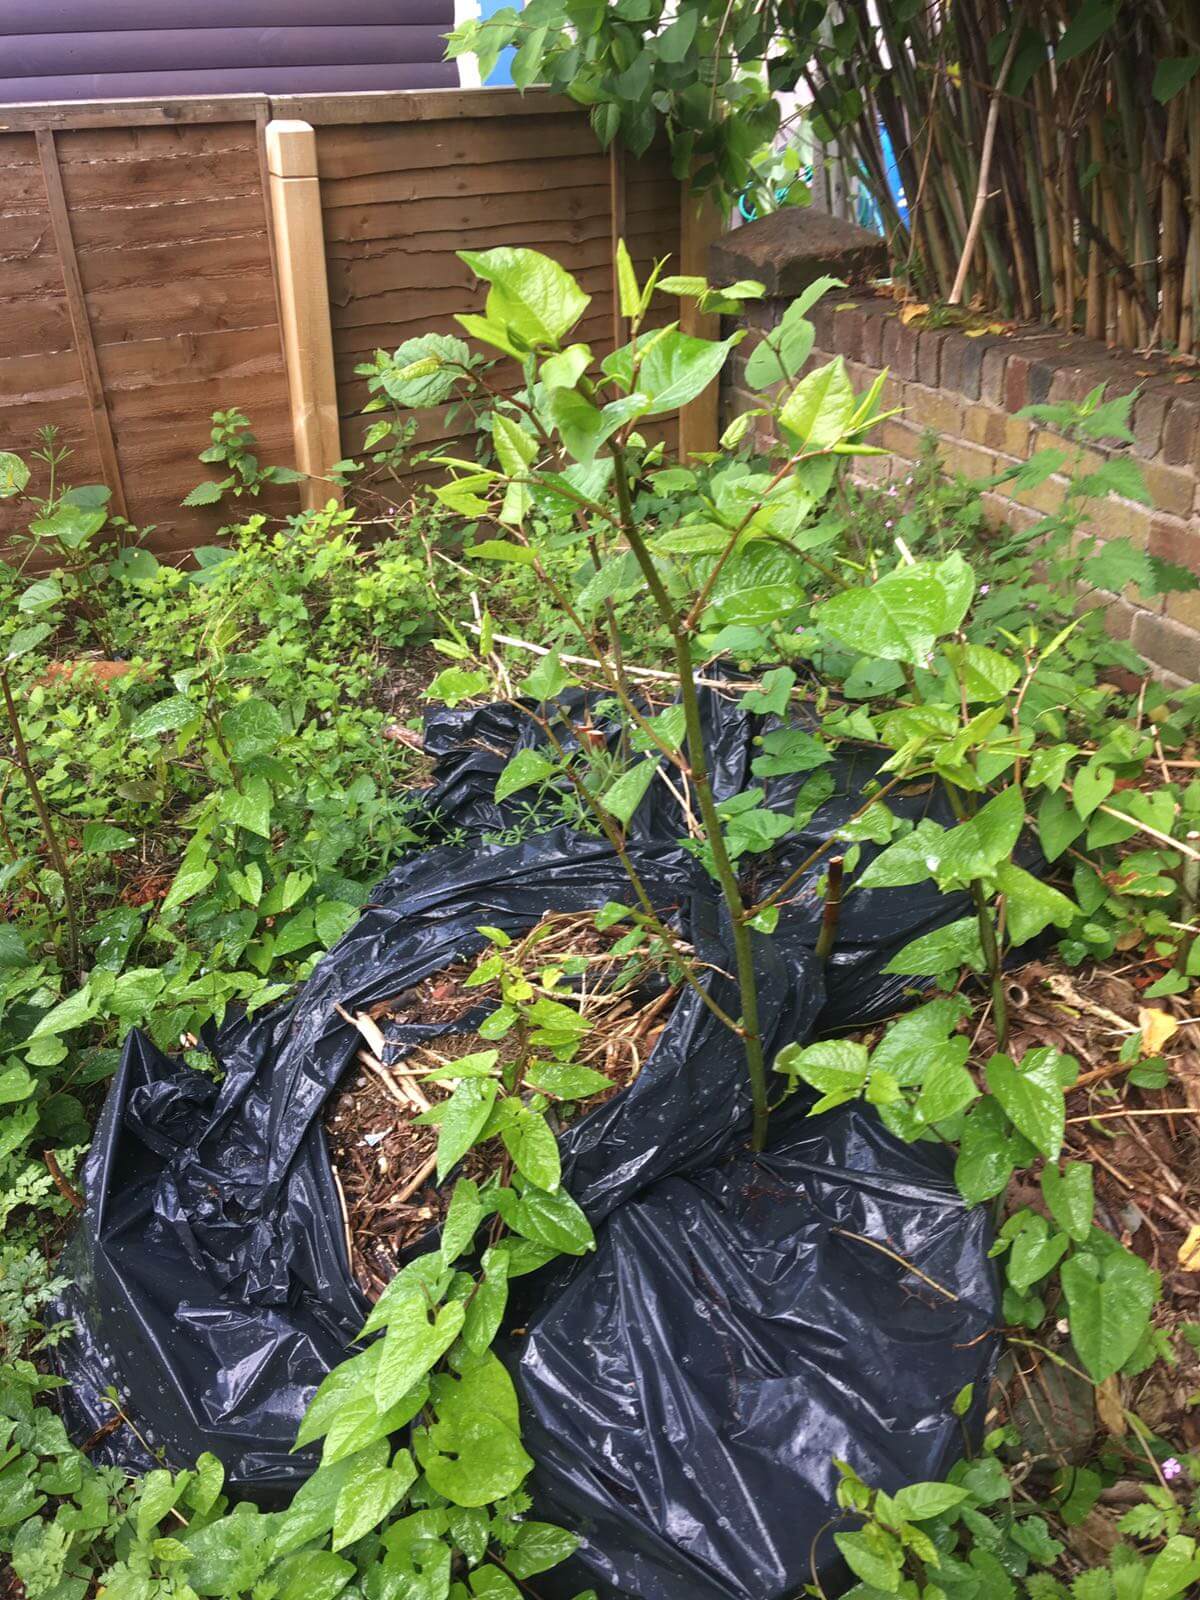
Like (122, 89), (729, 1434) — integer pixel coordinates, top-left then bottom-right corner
(57, 680), (1000, 1599)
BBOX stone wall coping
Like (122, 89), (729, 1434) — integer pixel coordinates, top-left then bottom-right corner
(709, 207), (888, 298)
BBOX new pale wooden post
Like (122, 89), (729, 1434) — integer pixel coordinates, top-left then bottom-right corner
(677, 180), (725, 459)
(265, 120), (343, 510)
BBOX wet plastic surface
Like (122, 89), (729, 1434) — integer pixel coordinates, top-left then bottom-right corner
(57, 682), (1001, 1595)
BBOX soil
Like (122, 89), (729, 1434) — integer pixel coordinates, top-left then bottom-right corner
(323, 912), (684, 1299)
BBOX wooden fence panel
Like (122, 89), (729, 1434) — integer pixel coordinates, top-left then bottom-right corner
(0, 88), (687, 556)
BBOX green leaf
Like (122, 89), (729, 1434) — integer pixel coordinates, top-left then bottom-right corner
(541, 342), (592, 390)
(180, 1506), (276, 1595)
(17, 577), (63, 613)
(1037, 788), (1085, 861)
(30, 503), (107, 548)
(221, 775), (273, 839)
(955, 1096), (1022, 1204)
(774, 1038), (869, 1114)
(375, 1295), (467, 1410)
(942, 642), (1020, 703)
(892, 1481), (970, 1521)
(459, 246), (590, 348)
(778, 356), (855, 447)
(183, 480), (225, 507)
(603, 328), (738, 416)
(882, 916), (984, 976)
(818, 554), (975, 664)
(29, 983), (98, 1041)
(656, 5), (698, 60)
(416, 1356), (533, 1507)
(496, 747), (556, 802)
(80, 822), (137, 854)
(986, 1047), (1073, 1159)
(502, 1107), (561, 1191)
(5, 623), (51, 661)
(441, 1178), (484, 1265)
(1073, 761), (1114, 819)
(1060, 1243), (1158, 1381)
(833, 1530), (901, 1592)
(221, 697), (285, 760)
(739, 667), (796, 716)
(0, 451), (29, 499)
(1041, 1161), (1094, 1243)
(435, 1079), (499, 1181)
(332, 1446), (417, 1550)
(380, 333), (470, 407)
(161, 861), (217, 916)
(130, 695), (199, 740)
(749, 726), (831, 778)
(1153, 55), (1200, 103)
(509, 1184), (594, 1254)
(1006, 1214), (1070, 1291)
(1143, 1535), (1200, 1600)
(600, 758), (659, 826)
(995, 862), (1077, 943)
(505, 1521), (582, 1578)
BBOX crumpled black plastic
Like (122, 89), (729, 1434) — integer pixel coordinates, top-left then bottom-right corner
(56, 680), (1000, 1598)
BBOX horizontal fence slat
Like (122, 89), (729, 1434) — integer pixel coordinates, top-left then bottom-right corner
(0, 1), (450, 33)
(6, 27), (456, 79)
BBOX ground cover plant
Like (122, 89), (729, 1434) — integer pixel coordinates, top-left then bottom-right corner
(4, 247), (1200, 1600)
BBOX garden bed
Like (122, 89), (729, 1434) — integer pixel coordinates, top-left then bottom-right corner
(323, 910), (684, 1297)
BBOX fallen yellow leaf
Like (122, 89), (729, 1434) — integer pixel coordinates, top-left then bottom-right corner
(1178, 1225), (1200, 1271)
(899, 302), (929, 326)
(1139, 1007), (1179, 1055)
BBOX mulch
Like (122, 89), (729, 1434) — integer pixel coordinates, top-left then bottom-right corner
(323, 912), (684, 1299)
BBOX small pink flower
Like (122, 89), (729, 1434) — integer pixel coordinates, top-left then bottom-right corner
(979, 583), (990, 595)
(1163, 1457), (1183, 1481)
(885, 519), (894, 529)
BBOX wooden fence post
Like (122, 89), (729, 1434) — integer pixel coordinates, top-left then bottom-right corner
(265, 120), (342, 510)
(677, 179), (725, 459)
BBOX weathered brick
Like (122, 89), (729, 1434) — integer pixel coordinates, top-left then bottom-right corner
(1079, 588), (1137, 641)
(1148, 513), (1200, 571)
(1079, 496), (1152, 548)
(978, 491), (1042, 537)
(1004, 353), (1031, 415)
(939, 333), (990, 400)
(807, 299), (836, 349)
(1031, 427), (1103, 475)
(1141, 460), (1196, 519)
(902, 381), (964, 437)
(1132, 386), (1171, 458)
(1133, 611), (1200, 679)
(938, 438), (996, 481)
(1009, 471), (1068, 516)
(967, 406), (1031, 458)
(1027, 359), (1055, 407)
(880, 417), (923, 459)
(859, 306), (886, 368)
(831, 306), (864, 365)
(1161, 397), (1200, 467)
(916, 328), (945, 388)
(981, 345), (1008, 408)
(880, 314), (918, 380)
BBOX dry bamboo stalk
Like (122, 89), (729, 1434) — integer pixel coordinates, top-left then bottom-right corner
(1085, 112), (1106, 341)
(948, 18), (1023, 305)
(393, 1150), (439, 1208)
(1186, 80), (1200, 352)
(1092, 109), (1134, 346)
(1034, 70), (1067, 325)
(1162, 92), (1188, 347)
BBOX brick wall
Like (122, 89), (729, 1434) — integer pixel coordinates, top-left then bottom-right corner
(721, 289), (1200, 684)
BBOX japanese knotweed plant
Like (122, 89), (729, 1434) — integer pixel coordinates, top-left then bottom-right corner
(380, 244), (894, 1153)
